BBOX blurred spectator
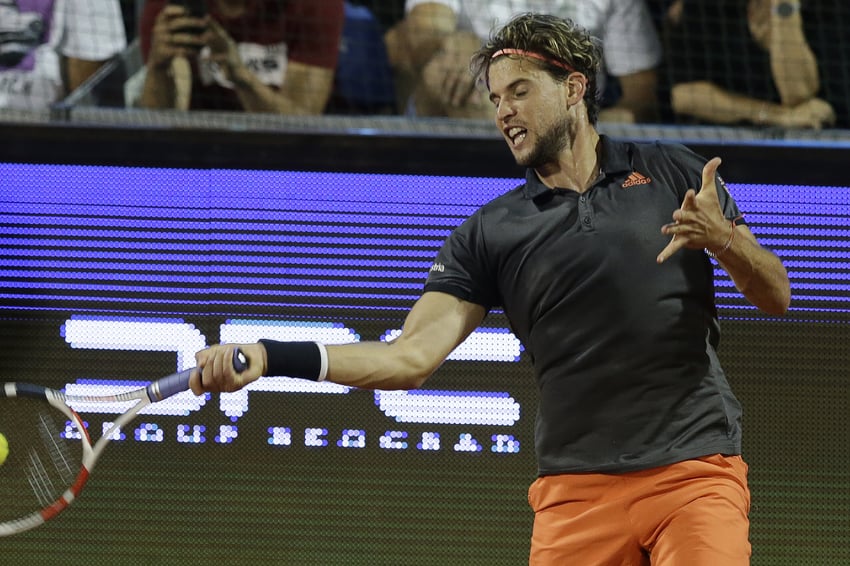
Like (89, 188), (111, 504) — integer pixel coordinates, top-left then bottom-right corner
(663, 0), (835, 129)
(800, 0), (849, 129)
(384, 0), (662, 122)
(0, 0), (127, 110)
(119, 0), (139, 43)
(347, 0), (405, 32)
(325, 2), (397, 115)
(139, 0), (344, 114)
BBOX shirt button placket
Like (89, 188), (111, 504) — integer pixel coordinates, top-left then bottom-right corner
(579, 195), (593, 229)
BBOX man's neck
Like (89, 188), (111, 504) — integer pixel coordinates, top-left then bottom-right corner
(534, 124), (601, 193)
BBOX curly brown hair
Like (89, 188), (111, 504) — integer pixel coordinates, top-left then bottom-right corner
(470, 13), (602, 124)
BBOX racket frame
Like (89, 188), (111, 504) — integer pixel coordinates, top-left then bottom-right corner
(0, 348), (246, 536)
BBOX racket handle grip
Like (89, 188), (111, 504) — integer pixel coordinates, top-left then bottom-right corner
(148, 369), (193, 401)
(149, 348), (249, 401)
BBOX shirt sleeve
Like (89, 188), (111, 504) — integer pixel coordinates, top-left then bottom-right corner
(286, 0), (345, 69)
(423, 211), (499, 309)
(57, 0), (127, 61)
(600, 0), (661, 77)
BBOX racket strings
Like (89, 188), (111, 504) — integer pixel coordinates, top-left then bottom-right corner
(27, 450), (57, 507)
(0, 398), (85, 523)
(39, 412), (76, 481)
(26, 412), (76, 506)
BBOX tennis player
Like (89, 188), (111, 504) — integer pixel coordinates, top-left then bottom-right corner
(192, 13), (790, 565)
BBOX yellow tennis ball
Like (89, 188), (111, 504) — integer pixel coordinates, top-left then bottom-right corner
(0, 433), (8, 466)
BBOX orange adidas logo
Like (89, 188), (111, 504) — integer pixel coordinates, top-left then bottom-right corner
(622, 171), (652, 188)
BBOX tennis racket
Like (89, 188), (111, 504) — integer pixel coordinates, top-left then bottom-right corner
(0, 348), (247, 536)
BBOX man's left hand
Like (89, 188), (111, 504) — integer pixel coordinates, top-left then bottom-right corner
(657, 157), (732, 263)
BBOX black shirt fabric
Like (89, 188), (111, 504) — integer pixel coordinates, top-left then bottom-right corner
(424, 136), (747, 475)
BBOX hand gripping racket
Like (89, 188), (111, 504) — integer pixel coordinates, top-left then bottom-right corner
(0, 348), (247, 536)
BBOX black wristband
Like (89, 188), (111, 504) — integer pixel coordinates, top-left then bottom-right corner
(259, 339), (324, 381)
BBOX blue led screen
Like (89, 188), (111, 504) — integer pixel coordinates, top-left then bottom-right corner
(2, 164), (848, 318)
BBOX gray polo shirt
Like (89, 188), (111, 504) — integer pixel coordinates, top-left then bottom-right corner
(424, 136), (747, 475)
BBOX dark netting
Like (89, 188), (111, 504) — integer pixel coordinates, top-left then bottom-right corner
(2, 0), (848, 136)
(0, 1), (848, 563)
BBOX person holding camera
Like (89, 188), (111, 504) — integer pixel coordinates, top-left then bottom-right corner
(139, 0), (345, 114)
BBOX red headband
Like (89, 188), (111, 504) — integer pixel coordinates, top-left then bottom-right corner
(491, 48), (576, 73)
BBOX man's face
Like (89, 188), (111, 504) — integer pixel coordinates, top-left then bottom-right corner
(488, 57), (572, 168)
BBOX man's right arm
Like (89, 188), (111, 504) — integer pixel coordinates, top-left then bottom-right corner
(191, 291), (487, 394)
(325, 291), (486, 390)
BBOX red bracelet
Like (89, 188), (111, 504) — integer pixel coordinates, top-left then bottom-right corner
(705, 220), (736, 259)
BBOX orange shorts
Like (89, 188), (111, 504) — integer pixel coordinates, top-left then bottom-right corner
(528, 454), (751, 566)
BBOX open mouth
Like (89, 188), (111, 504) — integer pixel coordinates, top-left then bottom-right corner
(506, 126), (527, 147)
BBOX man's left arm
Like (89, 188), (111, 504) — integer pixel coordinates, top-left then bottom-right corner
(705, 222), (791, 315)
(657, 157), (791, 315)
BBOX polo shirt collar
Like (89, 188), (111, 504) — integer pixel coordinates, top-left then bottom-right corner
(521, 135), (633, 199)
